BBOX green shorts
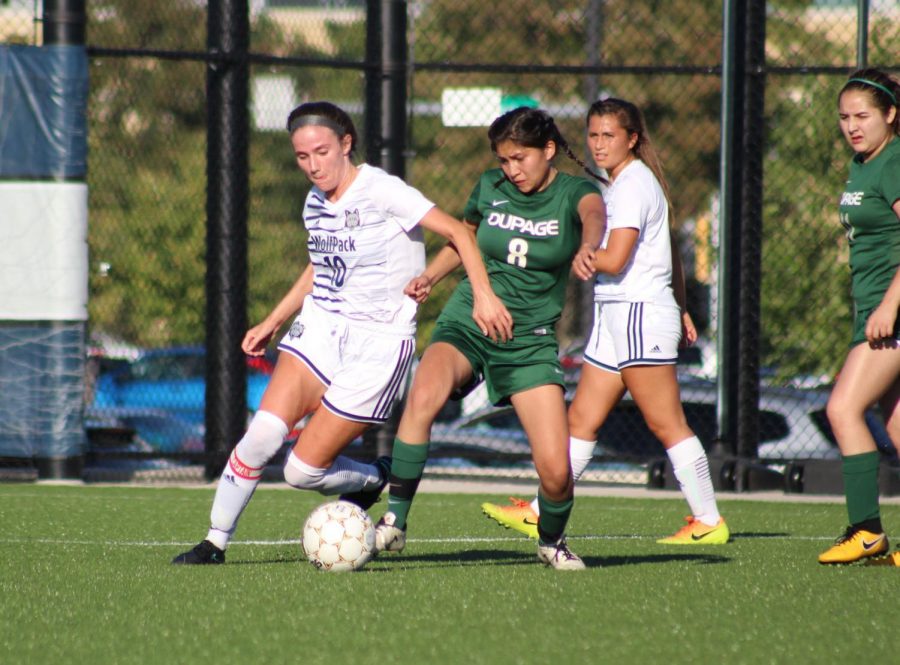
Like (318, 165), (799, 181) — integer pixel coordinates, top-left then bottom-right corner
(851, 307), (900, 347)
(430, 319), (565, 406)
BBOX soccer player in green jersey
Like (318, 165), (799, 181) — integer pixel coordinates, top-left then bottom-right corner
(818, 69), (900, 566)
(373, 107), (606, 570)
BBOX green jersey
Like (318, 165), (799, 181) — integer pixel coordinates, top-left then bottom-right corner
(439, 169), (598, 334)
(839, 137), (900, 311)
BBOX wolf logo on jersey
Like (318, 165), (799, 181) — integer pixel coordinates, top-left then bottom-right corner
(345, 208), (360, 228)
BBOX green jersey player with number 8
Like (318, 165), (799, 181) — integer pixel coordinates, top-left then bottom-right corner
(372, 107), (606, 570)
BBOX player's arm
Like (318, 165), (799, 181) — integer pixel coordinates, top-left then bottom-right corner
(591, 227), (639, 275)
(418, 207), (513, 342)
(572, 192), (606, 281)
(865, 198), (900, 343)
(242, 264), (314, 356)
(669, 232), (698, 346)
(420, 220), (477, 286)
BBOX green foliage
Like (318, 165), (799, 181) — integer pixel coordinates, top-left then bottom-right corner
(84, 0), (894, 375)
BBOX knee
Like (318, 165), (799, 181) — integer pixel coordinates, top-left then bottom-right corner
(826, 393), (857, 432)
(404, 382), (449, 424)
(283, 453), (326, 490)
(538, 465), (572, 499)
(235, 410), (290, 467)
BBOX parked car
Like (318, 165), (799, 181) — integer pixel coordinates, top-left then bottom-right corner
(91, 346), (274, 424)
(85, 406), (205, 453)
(431, 378), (895, 463)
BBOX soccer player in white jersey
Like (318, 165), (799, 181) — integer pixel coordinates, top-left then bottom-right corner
(173, 102), (511, 564)
(483, 98), (729, 545)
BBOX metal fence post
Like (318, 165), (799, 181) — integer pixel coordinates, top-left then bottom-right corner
(716, 0), (765, 485)
(856, 0), (869, 68)
(205, 0), (249, 480)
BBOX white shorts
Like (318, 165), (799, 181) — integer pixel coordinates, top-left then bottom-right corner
(277, 302), (416, 423)
(583, 301), (681, 372)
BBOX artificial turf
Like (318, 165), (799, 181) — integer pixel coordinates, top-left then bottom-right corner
(2, 483), (898, 664)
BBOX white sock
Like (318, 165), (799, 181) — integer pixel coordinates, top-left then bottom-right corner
(206, 411), (289, 550)
(570, 436), (596, 482)
(666, 436), (720, 526)
(528, 437), (596, 515)
(284, 453), (382, 495)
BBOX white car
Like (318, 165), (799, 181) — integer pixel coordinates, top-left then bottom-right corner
(429, 378), (895, 462)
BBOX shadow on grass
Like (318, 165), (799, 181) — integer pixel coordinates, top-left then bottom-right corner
(368, 548), (535, 569)
(728, 531), (790, 540)
(202, 555), (304, 566)
(589, 552), (730, 567)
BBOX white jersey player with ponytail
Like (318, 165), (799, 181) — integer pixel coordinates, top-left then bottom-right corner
(173, 101), (511, 565)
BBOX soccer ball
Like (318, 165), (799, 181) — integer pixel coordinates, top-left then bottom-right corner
(302, 500), (376, 572)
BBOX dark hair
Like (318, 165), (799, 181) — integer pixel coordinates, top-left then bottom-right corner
(587, 97), (673, 211)
(286, 101), (358, 155)
(488, 106), (604, 184)
(840, 68), (900, 135)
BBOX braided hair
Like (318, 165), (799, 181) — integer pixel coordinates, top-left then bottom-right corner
(487, 107), (606, 185)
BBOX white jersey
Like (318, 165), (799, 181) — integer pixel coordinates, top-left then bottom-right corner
(593, 159), (675, 306)
(302, 164), (434, 334)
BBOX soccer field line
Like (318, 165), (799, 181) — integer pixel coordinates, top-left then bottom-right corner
(0, 533), (836, 548)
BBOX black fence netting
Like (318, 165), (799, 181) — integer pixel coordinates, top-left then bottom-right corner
(1, 0), (898, 490)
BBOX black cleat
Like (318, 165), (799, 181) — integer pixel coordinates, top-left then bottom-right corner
(339, 456), (392, 511)
(171, 539), (226, 565)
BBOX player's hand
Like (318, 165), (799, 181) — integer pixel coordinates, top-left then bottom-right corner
(472, 293), (514, 343)
(680, 310), (698, 347)
(572, 244), (596, 281)
(865, 304), (898, 346)
(242, 321), (277, 356)
(404, 274), (433, 304)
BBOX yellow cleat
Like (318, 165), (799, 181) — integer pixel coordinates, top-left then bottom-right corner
(481, 497), (539, 540)
(657, 516), (730, 545)
(818, 527), (888, 564)
(865, 550), (900, 567)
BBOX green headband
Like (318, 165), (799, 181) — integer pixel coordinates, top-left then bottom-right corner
(847, 78), (898, 105)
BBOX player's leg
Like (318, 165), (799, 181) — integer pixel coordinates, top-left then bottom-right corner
(482, 304), (623, 536)
(374, 341), (474, 553)
(172, 353), (325, 564)
(568, 361), (627, 479)
(567, 302), (626, 483)
(878, 375), (900, 458)
(513, 384), (584, 570)
(820, 342), (900, 563)
(284, 332), (416, 506)
(480, 363), (624, 538)
(867, 379), (900, 566)
(623, 363), (728, 544)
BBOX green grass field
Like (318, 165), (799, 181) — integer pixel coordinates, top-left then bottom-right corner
(2, 483), (898, 665)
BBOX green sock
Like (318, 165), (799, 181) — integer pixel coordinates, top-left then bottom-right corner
(843, 451), (880, 526)
(385, 438), (429, 529)
(536, 492), (574, 545)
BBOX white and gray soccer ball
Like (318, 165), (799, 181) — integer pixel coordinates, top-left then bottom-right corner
(302, 500), (376, 572)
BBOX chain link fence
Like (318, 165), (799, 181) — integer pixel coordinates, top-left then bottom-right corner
(1, 0), (898, 488)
